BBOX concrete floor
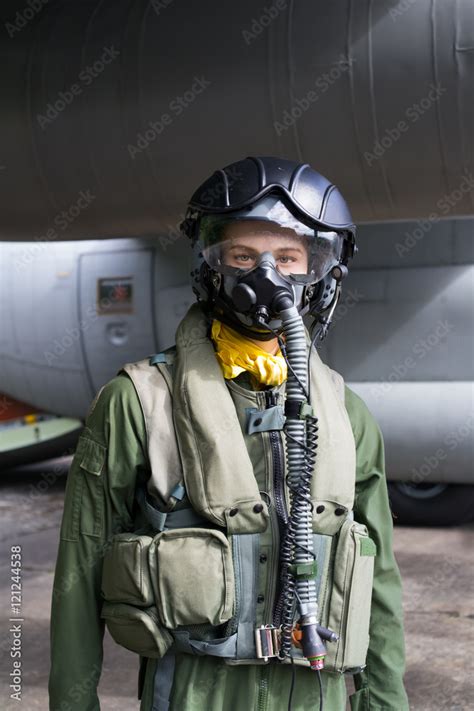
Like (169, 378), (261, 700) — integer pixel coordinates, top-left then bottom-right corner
(0, 457), (473, 710)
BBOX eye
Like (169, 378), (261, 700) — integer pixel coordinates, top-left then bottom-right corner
(235, 254), (254, 262)
(277, 255), (296, 264)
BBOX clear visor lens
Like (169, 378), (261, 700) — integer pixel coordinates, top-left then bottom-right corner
(199, 203), (344, 284)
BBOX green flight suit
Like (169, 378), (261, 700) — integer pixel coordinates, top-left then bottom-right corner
(48, 363), (409, 711)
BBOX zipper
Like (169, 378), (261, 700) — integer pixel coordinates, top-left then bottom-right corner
(270, 429), (288, 533)
(265, 390), (288, 535)
(256, 665), (269, 711)
(264, 390), (289, 629)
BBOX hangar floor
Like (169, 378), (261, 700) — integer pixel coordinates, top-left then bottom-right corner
(0, 458), (473, 710)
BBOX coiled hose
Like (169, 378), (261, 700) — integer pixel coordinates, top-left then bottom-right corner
(275, 305), (320, 659)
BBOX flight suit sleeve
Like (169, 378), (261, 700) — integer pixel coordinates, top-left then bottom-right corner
(344, 385), (410, 711)
(48, 373), (148, 711)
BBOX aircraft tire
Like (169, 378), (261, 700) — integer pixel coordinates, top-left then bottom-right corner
(388, 482), (474, 526)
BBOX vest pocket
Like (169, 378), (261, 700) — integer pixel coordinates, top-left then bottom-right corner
(100, 603), (173, 658)
(324, 518), (376, 672)
(148, 527), (235, 628)
(101, 533), (154, 607)
(100, 527), (236, 655)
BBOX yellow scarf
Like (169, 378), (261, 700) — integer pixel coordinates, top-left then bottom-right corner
(210, 319), (287, 387)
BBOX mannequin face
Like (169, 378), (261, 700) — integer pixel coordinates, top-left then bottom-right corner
(220, 220), (309, 275)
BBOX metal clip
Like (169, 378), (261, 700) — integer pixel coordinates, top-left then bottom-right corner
(255, 625), (280, 661)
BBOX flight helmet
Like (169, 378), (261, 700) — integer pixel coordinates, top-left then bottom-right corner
(180, 155), (357, 339)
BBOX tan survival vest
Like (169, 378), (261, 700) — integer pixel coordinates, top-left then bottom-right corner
(100, 303), (376, 677)
(121, 303), (356, 536)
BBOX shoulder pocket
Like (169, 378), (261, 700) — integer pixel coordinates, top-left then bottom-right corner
(77, 434), (106, 537)
(78, 434), (106, 476)
(60, 433), (106, 541)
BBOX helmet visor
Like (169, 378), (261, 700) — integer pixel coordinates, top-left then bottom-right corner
(198, 198), (344, 284)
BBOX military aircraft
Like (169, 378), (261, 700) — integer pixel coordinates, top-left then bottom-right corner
(0, 0), (472, 525)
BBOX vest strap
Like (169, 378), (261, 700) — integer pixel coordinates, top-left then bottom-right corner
(119, 353), (182, 507)
(135, 483), (207, 532)
(245, 405), (286, 434)
(152, 653), (175, 711)
(136, 485), (168, 531)
(170, 630), (238, 657)
(234, 533), (260, 658)
(169, 483), (186, 501)
(149, 350), (176, 367)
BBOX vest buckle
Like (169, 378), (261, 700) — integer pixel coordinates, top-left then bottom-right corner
(254, 625), (280, 661)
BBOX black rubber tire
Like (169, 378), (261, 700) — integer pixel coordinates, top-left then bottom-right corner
(388, 482), (474, 527)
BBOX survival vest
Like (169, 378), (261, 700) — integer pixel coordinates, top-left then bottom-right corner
(100, 303), (377, 676)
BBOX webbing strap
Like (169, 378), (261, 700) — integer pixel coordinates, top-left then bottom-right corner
(152, 653), (175, 711)
(149, 353), (167, 365)
(246, 405), (286, 434)
(171, 630), (238, 657)
(149, 350), (176, 367)
(169, 483), (185, 501)
(135, 484), (207, 532)
(136, 485), (167, 531)
(234, 533), (259, 658)
(165, 507), (208, 529)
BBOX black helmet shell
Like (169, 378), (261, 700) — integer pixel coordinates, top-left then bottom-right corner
(188, 155), (355, 236)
